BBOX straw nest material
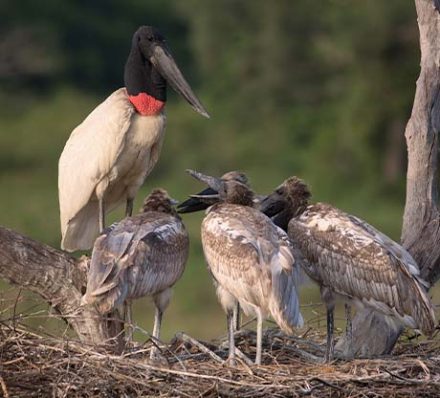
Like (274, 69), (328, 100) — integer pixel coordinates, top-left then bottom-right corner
(1, 319), (440, 398)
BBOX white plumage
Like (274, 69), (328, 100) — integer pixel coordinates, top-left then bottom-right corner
(58, 26), (208, 252)
(59, 89), (166, 251)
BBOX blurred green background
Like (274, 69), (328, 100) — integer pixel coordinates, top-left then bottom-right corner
(0, 0), (431, 342)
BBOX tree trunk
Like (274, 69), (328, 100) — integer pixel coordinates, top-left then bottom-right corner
(336, 0), (440, 357)
(0, 226), (124, 349)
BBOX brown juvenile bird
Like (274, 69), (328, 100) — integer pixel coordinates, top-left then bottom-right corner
(82, 188), (189, 358)
(186, 169), (303, 365)
(260, 176), (436, 361)
(178, 170), (252, 331)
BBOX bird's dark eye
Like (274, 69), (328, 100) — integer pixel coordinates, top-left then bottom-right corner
(276, 188), (284, 195)
(148, 36), (154, 41)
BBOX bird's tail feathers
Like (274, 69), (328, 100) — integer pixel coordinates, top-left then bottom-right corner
(61, 202), (100, 252)
(397, 271), (436, 336)
(269, 261), (304, 333)
(412, 286), (436, 336)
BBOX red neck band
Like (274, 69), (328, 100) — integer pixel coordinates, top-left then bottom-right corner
(128, 92), (165, 116)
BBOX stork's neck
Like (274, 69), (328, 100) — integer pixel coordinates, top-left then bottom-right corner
(124, 46), (166, 116)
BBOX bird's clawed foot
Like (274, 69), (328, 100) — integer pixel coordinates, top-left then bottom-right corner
(323, 344), (335, 363)
(225, 354), (236, 367)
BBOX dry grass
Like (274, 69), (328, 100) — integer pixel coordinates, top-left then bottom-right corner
(1, 318), (440, 398)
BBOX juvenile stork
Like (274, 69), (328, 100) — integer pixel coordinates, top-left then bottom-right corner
(59, 26), (209, 252)
(178, 170), (250, 332)
(259, 176), (436, 361)
(186, 170), (304, 365)
(81, 188), (189, 358)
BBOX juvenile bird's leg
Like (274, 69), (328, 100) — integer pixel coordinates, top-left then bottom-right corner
(226, 309), (236, 366)
(321, 287), (335, 362)
(151, 289), (171, 360)
(99, 198), (105, 233)
(325, 307), (335, 362)
(126, 198), (134, 218)
(233, 302), (241, 331)
(255, 307), (263, 365)
(345, 303), (353, 358)
(124, 300), (134, 343)
(150, 307), (163, 359)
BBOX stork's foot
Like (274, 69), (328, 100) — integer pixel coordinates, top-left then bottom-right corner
(225, 354), (236, 367)
(324, 344), (335, 363)
(149, 345), (159, 361)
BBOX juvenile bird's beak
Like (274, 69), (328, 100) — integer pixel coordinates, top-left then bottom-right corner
(177, 187), (219, 214)
(258, 193), (286, 218)
(150, 45), (210, 118)
(186, 169), (223, 191)
(178, 170), (224, 213)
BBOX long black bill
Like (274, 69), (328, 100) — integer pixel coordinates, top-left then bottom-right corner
(150, 45), (210, 118)
(177, 187), (219, 214)
(258, 193), (286, 218)
(258, 193), (290, 231)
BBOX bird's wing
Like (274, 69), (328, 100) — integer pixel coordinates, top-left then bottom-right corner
(58, 88), (135, 234)
(289, 203), (435, 334)
(83, 219), (136, 312)
(83, 214), (189, 314)
(125, 215), (189, 298)
(269, 224), (304, 331)
(347, 214), (421, 277)
(202, 208), (271, 305)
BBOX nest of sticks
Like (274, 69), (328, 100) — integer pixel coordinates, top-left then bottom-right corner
(1, 317), (440, 398)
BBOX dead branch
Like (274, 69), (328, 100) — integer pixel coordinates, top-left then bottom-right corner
(0, 226), (123, 347)
(336, 0), (440, 358)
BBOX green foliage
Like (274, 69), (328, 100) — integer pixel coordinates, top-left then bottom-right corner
(0, 1), (419, 338)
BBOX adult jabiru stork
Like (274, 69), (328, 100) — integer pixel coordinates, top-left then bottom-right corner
(259, 176), (436, 361)
(186, 170), (303, 365)
(81, 188), (189, 358)
(59, 26), (209, 252)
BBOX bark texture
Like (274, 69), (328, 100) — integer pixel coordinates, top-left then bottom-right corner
(0, 226), (123, 348)
(336, 0), (440, 357)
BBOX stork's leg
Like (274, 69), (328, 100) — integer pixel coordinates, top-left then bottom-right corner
(325, 307), (335, 362)
(233, 302), (241, 331)
(226, 309), (236, 366)
(255, 307), (263, 365)
(150, 307), (163, 360)
(126, 198), (134, 218)
(98, 198), (105, 233)
(321, 286), (335, 362)
(124, 300), (134, 343)
(151, 289), (172, 360)
(345, 303), (353, 358)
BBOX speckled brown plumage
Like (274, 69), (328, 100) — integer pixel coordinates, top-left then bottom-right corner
(291, 203), (435, 335)
(261, 177), (436, 336)
(186, 171), (303, 364)
(202, 203), (302, 333)
(82, 189), (189, 315)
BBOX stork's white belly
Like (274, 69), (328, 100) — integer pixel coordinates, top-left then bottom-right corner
(101, 113), (166, 207)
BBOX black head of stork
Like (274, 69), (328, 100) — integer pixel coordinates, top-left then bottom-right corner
(185, 169), (255, 208)
(259, 176), (311, 231)
(177, 170), (249, 213)
(124, 26), (209, 118)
